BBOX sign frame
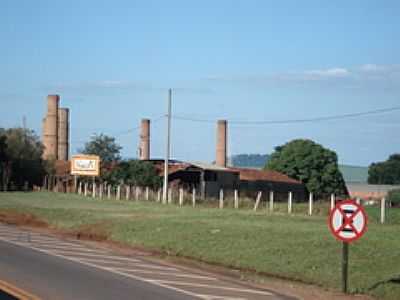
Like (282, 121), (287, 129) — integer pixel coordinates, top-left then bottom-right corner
(71, 155), (100, 177)
(328, 199), (367, 243)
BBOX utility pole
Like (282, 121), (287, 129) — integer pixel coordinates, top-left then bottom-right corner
(22, 115), (27, 129)
(162, 89), (172, 204)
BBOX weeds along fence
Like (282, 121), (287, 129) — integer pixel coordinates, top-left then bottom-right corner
(40, 180), (396, 225)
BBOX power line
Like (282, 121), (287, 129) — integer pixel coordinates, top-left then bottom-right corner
(113, 115), (165, 137)
(70, 115), (165, 143)
(172, 106), (400, 125)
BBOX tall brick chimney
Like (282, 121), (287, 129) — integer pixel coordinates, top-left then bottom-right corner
(139, 119), (150, 160)
(43, 95), (60, 160)
(216, 120), (227, 167)
(57, 108), (69, 161)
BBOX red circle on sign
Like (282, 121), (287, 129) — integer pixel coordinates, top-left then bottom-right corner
(328, 199), (368, 243)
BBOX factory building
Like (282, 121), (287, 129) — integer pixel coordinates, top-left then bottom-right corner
(142, 120), (306, 200)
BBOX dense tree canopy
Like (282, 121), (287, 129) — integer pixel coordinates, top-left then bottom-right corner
(265, 139), (347, 198)
(79, 134), (160, 187)
(103, 160), (161, 187)
(368, 154), (400, 184)
(0, 135), (7, 163)
(79, 133), (122, 181)
(80, 134), (122, 164)
(0, 128), (46, 190)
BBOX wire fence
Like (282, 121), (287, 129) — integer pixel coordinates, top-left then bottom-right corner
(37, 179), (397, 225)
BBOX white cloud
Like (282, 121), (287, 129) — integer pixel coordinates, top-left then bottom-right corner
(298, 68), (350, 81)
(304, 68), (350, 78)
(204, 64), (400, 86)
(359, 64), (387, 73)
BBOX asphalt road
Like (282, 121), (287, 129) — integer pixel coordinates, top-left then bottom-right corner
(0, 224), (294, 300)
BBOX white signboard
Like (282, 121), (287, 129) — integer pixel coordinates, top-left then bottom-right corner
(71, 155), (100, 176)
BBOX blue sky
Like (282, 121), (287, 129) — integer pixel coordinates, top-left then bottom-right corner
(1, 0), (399, 166)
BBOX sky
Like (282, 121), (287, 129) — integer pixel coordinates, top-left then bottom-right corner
(1, 0), (399, 166)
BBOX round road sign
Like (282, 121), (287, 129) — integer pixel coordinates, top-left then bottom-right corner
(328, 199), (367, 243)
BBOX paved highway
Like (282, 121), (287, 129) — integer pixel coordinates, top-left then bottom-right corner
(0, 224), (294, 300)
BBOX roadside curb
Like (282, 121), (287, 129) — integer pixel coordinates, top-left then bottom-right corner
(0, 279), (41, 300)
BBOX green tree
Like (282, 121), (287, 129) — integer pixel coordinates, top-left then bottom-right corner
(0, 133), (9, 190)
(104, 160), (161, 187)
(387, 188), (400, 207)
(0, 128), (46, 190)
(80, 134), (122, 163)
(265, 139), (347, 198)
(79, 133), (122, 182)
(368, 154), (400, 184)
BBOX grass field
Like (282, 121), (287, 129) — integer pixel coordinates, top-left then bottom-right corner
(0, 192), (399, 299)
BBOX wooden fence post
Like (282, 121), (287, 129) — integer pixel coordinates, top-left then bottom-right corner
(309, 192), (313, 216)
(78, 182), (82, 195)
(107, 185), (111, 199)
(92, 182), (96, 198)
(146, 187), (149, 201)
(157, 189), (161, 202)
(288, 192), (293, 214)
(192, 188), (196, 207)
(219, 189), (224, 209)
(135, 186), (139, 201)
(116, 185), (121, 200)
(99, 184), (103, 199)
(254, 191), (262, 211)
(179, 188), (184, 207)
(330, 194), (335, 210)
(84, 182), (88, 197)
(126, 185), (130, 200)
(234, 189), (239, 209)
(168, 188), (172, 204)
(381, 197), (386, 224)
(269, 191), (274, 212)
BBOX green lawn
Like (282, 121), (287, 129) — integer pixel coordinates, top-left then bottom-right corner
(0, 192), (399, 299)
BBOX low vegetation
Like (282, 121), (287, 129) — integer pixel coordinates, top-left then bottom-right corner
(0, 192), (399, 299)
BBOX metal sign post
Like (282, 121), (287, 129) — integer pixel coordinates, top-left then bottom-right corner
(342, 241), (349, 293)
(328, 199), (367, 294)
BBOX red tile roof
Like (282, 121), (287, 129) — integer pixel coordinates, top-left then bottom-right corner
(229, 167), (302, 184)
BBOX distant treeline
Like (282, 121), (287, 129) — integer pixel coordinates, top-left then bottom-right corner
(230, 154), (270, 168)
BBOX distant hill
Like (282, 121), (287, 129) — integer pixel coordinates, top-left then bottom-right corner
(229, 154), (270, 168)
(339, 165), (368, 183)
(230, 154), (368, 183)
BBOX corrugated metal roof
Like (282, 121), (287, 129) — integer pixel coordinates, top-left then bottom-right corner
(189, 162), (237, 172)
(346, 183), (400, 193)
(154, 161), (239, 175)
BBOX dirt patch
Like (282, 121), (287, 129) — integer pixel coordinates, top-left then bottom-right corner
(0, 211), (48, 228)
(64, 222), (111, 242)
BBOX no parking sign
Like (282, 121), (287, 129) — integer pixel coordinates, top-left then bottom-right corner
(328, 199), (368, 293)
(328, 200), (367, 243)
